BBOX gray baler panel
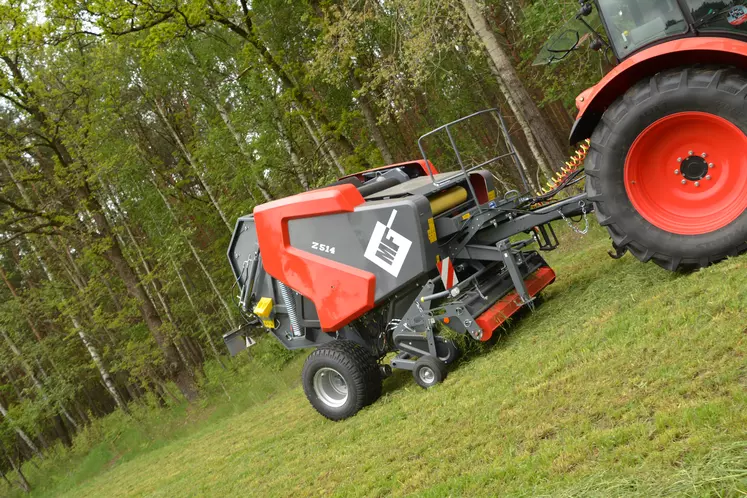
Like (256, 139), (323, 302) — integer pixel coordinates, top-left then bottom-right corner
(288, 195), (438, 303)
(227, 215), (259, 286)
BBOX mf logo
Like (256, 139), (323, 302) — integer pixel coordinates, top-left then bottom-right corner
(364, 210), (412, 278)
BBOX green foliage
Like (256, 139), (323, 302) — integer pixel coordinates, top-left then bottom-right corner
(248, 334), (303, 372)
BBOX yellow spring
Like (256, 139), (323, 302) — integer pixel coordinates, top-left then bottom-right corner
(535, 139), (591, 197)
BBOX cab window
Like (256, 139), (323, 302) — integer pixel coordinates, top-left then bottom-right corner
(597, 0), (689, 58)
(687, 1), (747, 34)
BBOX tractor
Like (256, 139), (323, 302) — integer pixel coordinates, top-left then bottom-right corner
(223, 0), (747, 420)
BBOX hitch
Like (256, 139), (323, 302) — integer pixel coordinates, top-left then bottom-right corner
(608, 241), (628, 260)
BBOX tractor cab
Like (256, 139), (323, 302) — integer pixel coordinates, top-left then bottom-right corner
(535, 0), (747, 65)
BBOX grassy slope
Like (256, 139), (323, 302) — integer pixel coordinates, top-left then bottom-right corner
(27, 223), (747, 497)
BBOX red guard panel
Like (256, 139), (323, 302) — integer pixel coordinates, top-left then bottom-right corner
(475, 267), (556, 342)
(576, 38), (747, 118)
(254, 185), (376, 332)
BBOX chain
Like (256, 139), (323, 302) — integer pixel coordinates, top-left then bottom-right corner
(558, 201), (589, 235)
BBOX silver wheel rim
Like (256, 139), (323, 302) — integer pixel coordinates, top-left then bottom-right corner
(419, 366), (435, 385)
(313, 367), (348, 408)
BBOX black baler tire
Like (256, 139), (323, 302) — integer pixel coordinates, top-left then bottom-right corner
(586, 66), (747, 272)
(323, 340), (382, 406)
(302, 340), (380, 420)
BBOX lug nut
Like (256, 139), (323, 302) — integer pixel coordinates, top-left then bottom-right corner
(701, 153), (707, 158)
(681, 179), (687, 185)
(674, 169), (680, 175)
(689, 150), (694, 156)
(708, 163), (714, 169)
(706, 175), (712, 180)
(695, 182), (700, 187)
(677, 157), (683, 163)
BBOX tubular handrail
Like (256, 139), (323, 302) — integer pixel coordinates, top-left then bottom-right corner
(417, 108), (531, 212)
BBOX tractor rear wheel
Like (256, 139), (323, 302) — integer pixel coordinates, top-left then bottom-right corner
(302, 340), (381, 421)
(586, 66), (747, 271)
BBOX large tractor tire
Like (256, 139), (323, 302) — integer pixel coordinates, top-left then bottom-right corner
(586, 66), (747, 271)
(302, 340), (381, 421)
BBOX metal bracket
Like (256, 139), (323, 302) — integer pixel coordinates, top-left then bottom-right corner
(496, 239), (533, 309)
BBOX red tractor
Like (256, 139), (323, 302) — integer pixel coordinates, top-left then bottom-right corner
(555, 0), (747, 270)
(223, 0), (747, 420)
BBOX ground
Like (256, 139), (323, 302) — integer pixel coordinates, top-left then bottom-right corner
(17, 223), (747, 497)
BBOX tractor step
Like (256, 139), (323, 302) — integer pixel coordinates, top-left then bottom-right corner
(475, 266), (556, 342)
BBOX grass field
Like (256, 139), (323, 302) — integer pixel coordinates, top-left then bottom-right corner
(12, 223), (747, 497)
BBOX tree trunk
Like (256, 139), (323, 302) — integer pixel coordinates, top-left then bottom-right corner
(153, 181), (238, 329)
(0, 400), (43, 460)
(300, 113), (345, 175)
(72, 317), (129, 414)
(170, 258), (227, 369)
(150, 96), (233, 230)
(83, 193), (198, 402)
(0, 265), (62, 375)
(184, 45), (274, 201)
(461, 0), (566, 178)
(297, 111), (337, 173)
(350, 73), (395, 164)
(0, 328), (79, 430)
(276, 118), (311, 191)
(2, 447), (30, 493)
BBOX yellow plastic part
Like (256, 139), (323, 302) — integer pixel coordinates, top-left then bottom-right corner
(427, 218), (437, 243)
(262, 319), (275, 328)
(488, 189), (497, 201)
(429, 187), (468, 216)
(253, 297), (274, 318)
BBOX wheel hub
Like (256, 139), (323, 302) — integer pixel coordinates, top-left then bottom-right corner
(624, 111), (747, 235)
(313, 367), (348, 408)
(418, 366), (435, 384)
(680, 155), (709, 181)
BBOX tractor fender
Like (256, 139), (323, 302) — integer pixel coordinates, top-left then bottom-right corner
(570, 37), (747, 144)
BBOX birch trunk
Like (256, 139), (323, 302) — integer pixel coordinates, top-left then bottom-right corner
(300, 113), (345, 175)
(0, 329), (79, 430)
(2, 447), (30, 493)
(276, 119), (310, 191)
(9, 182), (128, 413)
(0, 400), (42, 460)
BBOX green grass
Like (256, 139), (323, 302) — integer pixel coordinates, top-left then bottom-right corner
(12, 222), (747, 497)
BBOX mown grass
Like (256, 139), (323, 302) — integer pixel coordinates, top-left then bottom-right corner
(11, 222), (747, 497)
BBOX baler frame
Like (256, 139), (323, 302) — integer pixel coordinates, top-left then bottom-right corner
(224, 107), (592, 420)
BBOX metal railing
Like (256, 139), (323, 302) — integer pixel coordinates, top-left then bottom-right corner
(417, 108), (531, 212)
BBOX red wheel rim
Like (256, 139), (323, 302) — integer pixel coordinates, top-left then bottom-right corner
(625, 112), (747, 235)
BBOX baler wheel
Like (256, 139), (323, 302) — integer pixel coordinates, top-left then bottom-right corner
(586, 66), (747, 271)
(302, 340), (381, 421)
(412, 356), (447, 389)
